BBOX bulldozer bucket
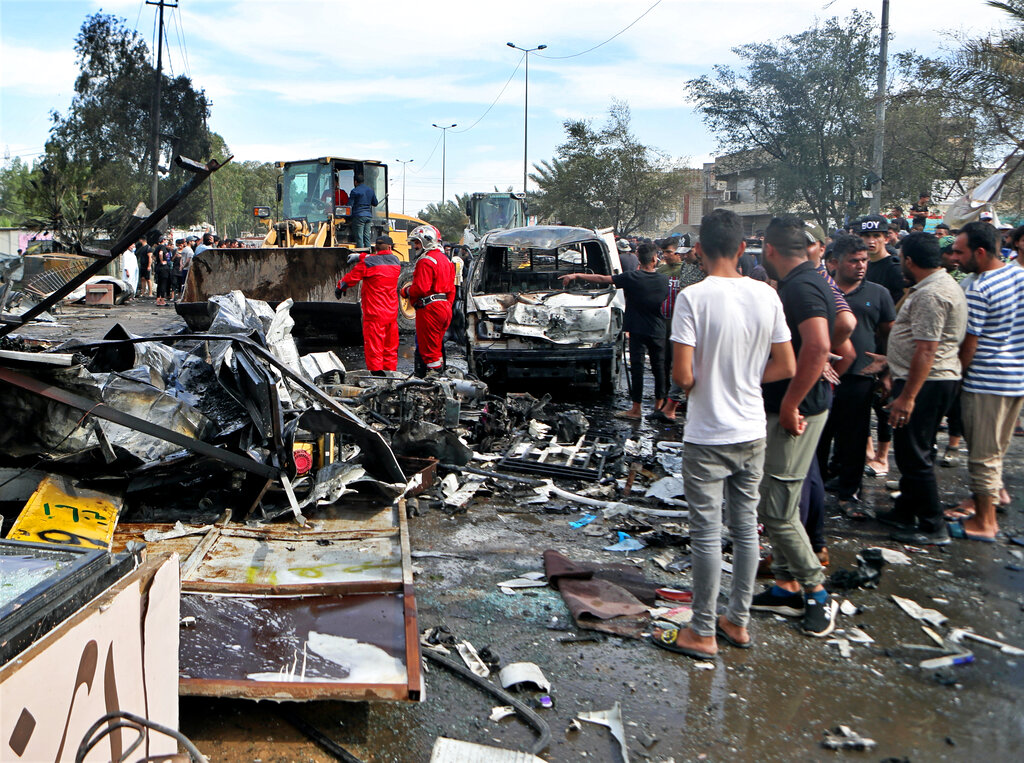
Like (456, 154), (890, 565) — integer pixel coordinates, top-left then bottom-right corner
(177, 246), (363, 347)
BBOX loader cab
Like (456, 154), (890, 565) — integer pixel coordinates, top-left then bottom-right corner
(278, 158), (389, 246)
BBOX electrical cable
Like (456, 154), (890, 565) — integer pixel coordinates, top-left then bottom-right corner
(421, 648), (551, 755)
(452, 53), (525, 134)
(536, 0), (663, 59)
(278, 708), (366, 763)
(75, 711), (207, 763)
(409, 131), (443, 174)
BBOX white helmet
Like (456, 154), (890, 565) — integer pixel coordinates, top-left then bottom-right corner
(408, 224), (441, 251)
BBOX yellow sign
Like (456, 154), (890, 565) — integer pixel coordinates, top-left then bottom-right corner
(7, 476), (122, 550)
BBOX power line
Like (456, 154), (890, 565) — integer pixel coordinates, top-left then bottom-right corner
(452, 52), (525, 134)
(536, 0), (663, 59)
(171, 7), (191, 78)
(410, 131), (443, 174)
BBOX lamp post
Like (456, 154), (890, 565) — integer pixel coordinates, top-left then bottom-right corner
(395, 158), (413, 215)
(869, 0), (889, 215)
(432, 123), (456, 205)
(507, 42), (546, 194)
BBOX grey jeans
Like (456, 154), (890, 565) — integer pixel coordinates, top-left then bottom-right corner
(682, 438), (766, 637)
(757, 411), (828, 588)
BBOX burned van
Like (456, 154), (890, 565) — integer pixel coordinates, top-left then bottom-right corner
(462, 226), (625, 391)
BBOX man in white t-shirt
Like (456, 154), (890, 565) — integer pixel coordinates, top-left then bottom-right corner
(651, 208), (796, 660)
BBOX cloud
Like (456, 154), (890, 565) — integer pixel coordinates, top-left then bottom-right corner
(0, 43), (77, 95)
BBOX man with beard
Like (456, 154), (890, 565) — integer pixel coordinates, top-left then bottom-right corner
(750, 215), (838, 638)
(819, 236), (896, 516)
(947, 222), (1024, 541)
(876, 233), (967, 545)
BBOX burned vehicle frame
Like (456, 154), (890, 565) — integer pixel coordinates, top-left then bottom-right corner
(462, 226), (625, 392)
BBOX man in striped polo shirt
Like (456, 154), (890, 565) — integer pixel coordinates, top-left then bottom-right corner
(949, 221), (1024, 542)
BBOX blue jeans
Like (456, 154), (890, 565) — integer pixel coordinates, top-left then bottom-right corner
(683, 438), (765, 636)
(353, 216), (372, 248)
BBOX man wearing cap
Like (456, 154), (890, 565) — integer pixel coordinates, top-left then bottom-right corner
(876, 233), (967, 545)
(860, 214), (906, 306)
(336, 235), (402, 374)
(616, 238), (640, 271)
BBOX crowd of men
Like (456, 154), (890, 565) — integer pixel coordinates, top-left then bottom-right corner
(638, 208), (1024, 659)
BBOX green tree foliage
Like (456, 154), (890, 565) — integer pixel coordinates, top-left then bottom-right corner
(944, 0), (1024, 152)
(687, 12), (878, 228)
(0, 158), (38, 227)
(417, 194), (470, 242)
(44, 12), (211, 230)
(529, 102), (689, 235)
(883, 53), (984, 203)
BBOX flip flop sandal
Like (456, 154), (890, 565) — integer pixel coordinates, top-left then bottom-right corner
(947, 519), (996, 543)
(838, 500), (871, 520)
(614, 410), (642, 420)
(715, 623), (752, 649)
(943, 507), (975, 521)
(650, 628), (717, 659)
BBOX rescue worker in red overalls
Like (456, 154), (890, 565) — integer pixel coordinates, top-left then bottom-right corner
(401, 224), (455, 376)
(336, 235), (401, 375)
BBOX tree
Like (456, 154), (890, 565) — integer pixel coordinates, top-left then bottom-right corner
(687, 12), (879, 228)
(417, 194), (470, 242)
(529, 102), (689, 235)
(944, 0), (1024, 154)
(44, 13), (211, 229)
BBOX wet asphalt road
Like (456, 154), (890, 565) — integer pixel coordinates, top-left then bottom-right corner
(12, 300), (1024, 762)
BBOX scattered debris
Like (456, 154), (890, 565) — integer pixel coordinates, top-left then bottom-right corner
(577, 702), (630, 763)
(429, 737), (547, 763)
(869, 547), (913, 566)
(891, 595), (948, 628)
(828, 548), (887, 590)
(499, 662), (551, 693)
(821, 725), (877, 751)
(839, 599), (860, 617)
(604, 532), (646, 552)
(948, 628), (1024, 656)
(456, 641), (491, 678)
(490, 706), (516, 722)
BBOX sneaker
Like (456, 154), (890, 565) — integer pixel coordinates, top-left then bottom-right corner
(802, 594), (837, 638)
(751, 586), (805, 617)
(940, 450), (959, 467)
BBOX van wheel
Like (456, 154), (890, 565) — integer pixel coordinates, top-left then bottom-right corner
(397, 268), (416, 333)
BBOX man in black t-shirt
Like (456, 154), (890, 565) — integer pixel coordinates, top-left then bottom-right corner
(860, 214), (906, 306)
(751, 215), (838, 638)
(561, 243), (668, 419)
(909, 193), (930, 229)
(818, 235), (896, 511)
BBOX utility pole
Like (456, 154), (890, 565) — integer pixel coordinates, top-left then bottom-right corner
(870, 0), (889, 215)
(146, 0), (177, 211)
(507, 42), (546, 194)
(395, 159), (413, 215)
(432, 124), (456, 205)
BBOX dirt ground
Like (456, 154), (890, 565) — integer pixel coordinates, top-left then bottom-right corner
(12, 299), (1024, 762)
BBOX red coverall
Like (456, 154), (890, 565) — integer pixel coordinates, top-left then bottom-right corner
(341, 249), (401, 371)
(407, 248), (455, 371)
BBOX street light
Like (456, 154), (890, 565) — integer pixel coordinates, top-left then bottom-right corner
(432, 123), (457, 205)
(395, 158), (414, 215)
(507, 42), (547, 195)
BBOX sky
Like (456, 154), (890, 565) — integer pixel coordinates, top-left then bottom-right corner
(0, 0), (1012, 215)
